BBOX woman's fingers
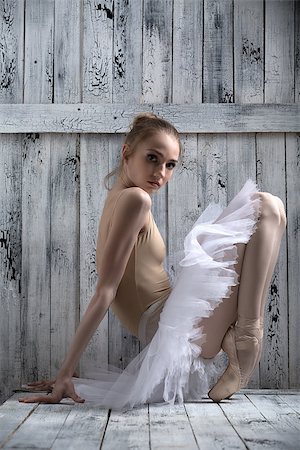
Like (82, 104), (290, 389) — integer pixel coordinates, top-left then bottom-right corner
(27, 378), (55, 387)
(18, 395), (48, 403)
(18, 378), (85, 404)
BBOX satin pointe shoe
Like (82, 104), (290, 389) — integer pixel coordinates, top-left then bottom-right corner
(208, 316), (263, 402)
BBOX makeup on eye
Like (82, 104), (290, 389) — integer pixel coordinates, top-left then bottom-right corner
(146, 152), (177, 169)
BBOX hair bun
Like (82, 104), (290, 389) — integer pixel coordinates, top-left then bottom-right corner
(131, 112), (158, 128)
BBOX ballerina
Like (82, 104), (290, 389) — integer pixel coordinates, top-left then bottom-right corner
(19, 112), (286, 409)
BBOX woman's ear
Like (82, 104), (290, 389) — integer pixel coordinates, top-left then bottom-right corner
(122, 144), (130, 161)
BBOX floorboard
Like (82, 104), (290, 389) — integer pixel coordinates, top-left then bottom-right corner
(0, 391), (299, 449)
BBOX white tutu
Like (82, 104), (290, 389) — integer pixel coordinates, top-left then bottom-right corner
(72, 178), (262, 411)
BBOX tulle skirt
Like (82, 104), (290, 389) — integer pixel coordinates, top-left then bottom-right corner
(72, 178), (262, 411)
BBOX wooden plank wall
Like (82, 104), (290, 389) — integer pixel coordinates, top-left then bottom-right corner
(0, 0), (299, 405)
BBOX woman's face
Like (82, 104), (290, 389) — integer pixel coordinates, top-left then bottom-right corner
(121, 132), (180, 195)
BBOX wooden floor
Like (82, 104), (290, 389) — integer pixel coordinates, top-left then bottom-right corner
(0, 390), (299, 449)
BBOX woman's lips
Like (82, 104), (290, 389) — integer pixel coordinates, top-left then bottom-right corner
(148, 181), (160, 188)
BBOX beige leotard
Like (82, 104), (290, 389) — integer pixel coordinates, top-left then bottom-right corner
(96, 189), (172, 337)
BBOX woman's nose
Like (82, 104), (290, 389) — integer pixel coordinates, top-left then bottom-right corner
(154, 164), (166, 178)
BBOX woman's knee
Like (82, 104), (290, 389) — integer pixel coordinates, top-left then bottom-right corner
(258, 192), (286, 227)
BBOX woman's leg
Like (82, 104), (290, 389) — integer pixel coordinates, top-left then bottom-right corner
(198, 192), (286, 359)
(196, 242), (246, 358)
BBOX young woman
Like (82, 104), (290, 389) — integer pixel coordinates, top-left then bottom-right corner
(19, 113), (287, 410)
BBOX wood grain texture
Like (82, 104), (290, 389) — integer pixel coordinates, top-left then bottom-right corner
(19, 0), (54, 391)
(257, 133), (288, 389)
(83, 0), (114, 102)
(113, 0), (143, 102)
(54, 0), (81, 103)
(203, 0), (233, 103)
(286, 133), (300, 388)
(265, 0), (295, 103)
(1, 103), (299, 133)
(185, 402), (246, 449)
(173, 0), (203, 103)
(149, 403), (198, 449)
(50, 0), (82, 379)
(234, 0), (264, 103)
(21, 133), (51, 383)
(0, 0), (24, 102)
(0, 135), (22, 406)
(198, 133), (228, 208)
(2, 390), (300, 449)
(79, 134), (110, 375)
(51, 404), (108, 450)
(101, 406), (149, 449)
(24, 0), (54, 103)
(296, 0), (300, 102)
(219, 393), (299, 449)
(50, 134), (80, 378)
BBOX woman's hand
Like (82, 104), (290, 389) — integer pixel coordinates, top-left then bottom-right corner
(22, 371), (80, 393)
(18, 377), (85, 404)
(24, 378), (56, 392)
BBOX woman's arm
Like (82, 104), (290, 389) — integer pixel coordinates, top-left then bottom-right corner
(19, 187), (151, 403)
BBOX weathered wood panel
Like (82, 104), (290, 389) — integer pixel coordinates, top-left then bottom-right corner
(257, 133), (288, 388)
(21, 134), (51, 384)
(101, 406), (149, 449)
(1, 103), (299, 133)
(0, 0), (24, 102)
(4, 391), (300, 449)
(173, 0), (203, 104)
(219, 393), (299, 449)
(54, 0), (81, 102)
(184, 402), (246, 449)
(113, 0), (143, 102)
(50, 0), (82, 379)
(203, 0), (233, 103)
(0, 135), (22, 408)
(83, 0), (114, 103)
(149, 403), (198, 449)
(286, 133), (300, 388)
(234, 0), (264, 103)
(50, 135), (80, 378)
(20, 0), (55, 391)
(79, 134), (110, 375)
(0, 0), (24, 407)
(296, 0), (300, 102)
(258, 0), (294, 388)
(24, 0), (54, 103)
(265, 0), (295, 104)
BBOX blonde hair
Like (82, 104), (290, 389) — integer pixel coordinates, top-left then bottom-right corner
(103, 112), (183, 190)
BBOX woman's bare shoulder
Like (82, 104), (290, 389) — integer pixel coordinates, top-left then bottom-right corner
(110, 187), (152, 210)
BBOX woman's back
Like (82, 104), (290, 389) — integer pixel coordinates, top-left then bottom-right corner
(96, 188), (172, 337)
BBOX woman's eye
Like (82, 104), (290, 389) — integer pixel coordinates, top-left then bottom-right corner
(167, 163), (176, 170)
(147, 154), (157, 162)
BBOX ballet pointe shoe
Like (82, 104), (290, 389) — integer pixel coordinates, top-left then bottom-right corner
(208, 316), (263, 402)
